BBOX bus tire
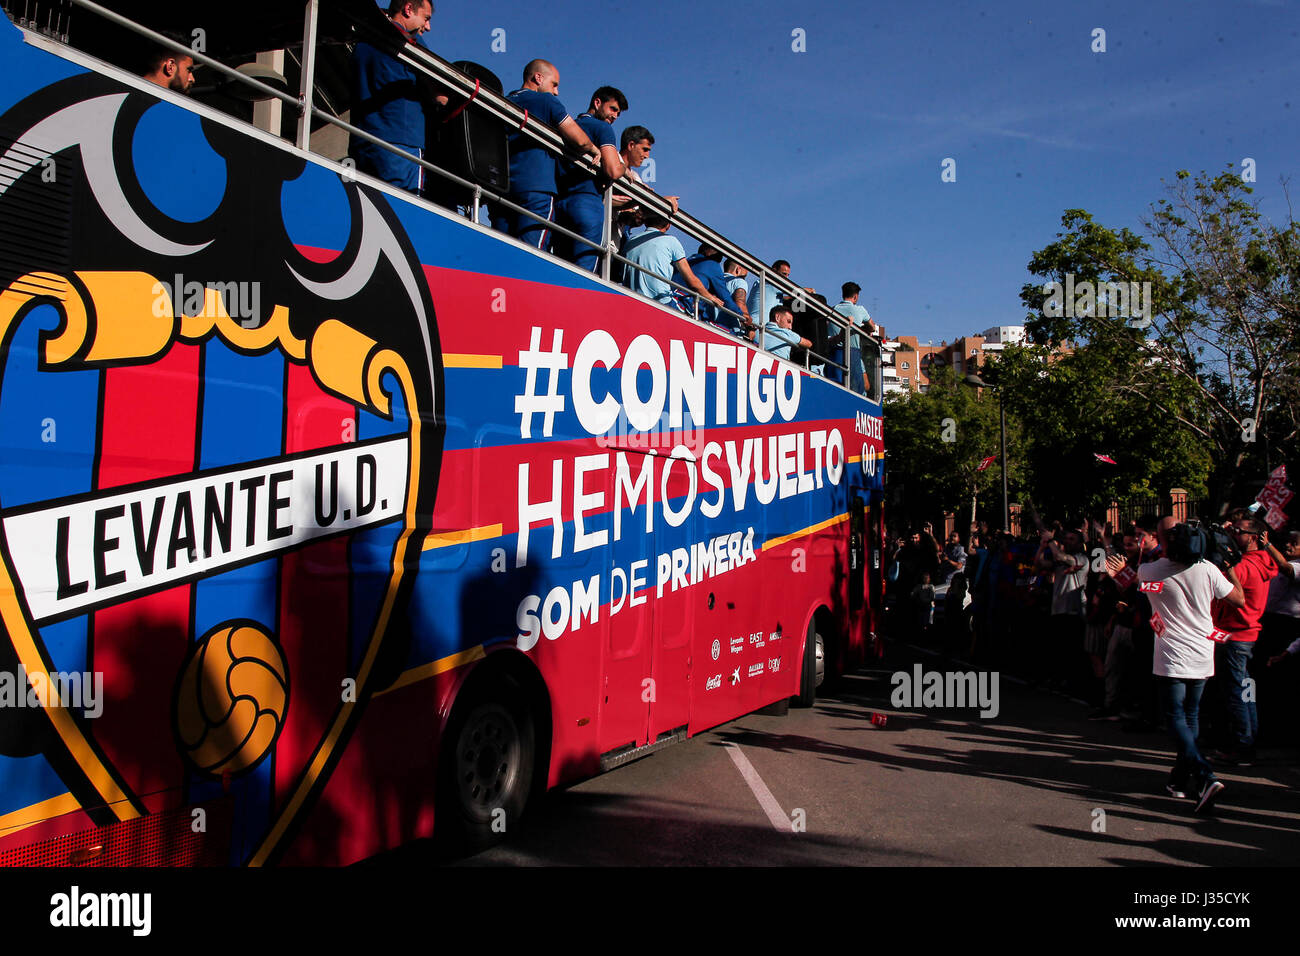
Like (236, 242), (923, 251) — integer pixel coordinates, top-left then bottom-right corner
(438, 677), (535, 853)
(793, 619), (824, 708)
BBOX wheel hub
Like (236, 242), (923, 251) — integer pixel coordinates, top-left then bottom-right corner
(457, 705), (519, 817)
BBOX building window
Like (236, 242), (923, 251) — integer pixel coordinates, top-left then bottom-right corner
(901, 361), (909, 369)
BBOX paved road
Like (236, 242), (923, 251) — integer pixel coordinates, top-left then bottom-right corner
(419, 643), (1299, 866)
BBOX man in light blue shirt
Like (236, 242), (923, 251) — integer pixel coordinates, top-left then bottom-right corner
(749, 258), (790, 335)
(762, 305), (811, 361)
(622, 212), (725, 311)
(830, 281), (876, 392)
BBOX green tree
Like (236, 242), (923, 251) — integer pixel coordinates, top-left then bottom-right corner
(1019, 168), (1299, 510)
(883, 366), (1024, 532)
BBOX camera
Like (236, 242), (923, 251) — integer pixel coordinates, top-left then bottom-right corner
(1167, 520), (1241, 568)
(1203, 522), (1242, 569)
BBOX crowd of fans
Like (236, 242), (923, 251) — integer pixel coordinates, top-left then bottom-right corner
(886, 511), (1300, 805)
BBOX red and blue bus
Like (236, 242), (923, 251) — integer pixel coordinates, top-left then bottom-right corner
(0, 0), (885, 865)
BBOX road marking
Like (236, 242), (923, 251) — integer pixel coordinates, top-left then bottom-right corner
(724, 743), (791, 832)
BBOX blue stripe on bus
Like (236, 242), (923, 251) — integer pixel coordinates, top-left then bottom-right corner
(440, 366), (876, 450)
(188, 340), (284, 864)
(0, 309), (98, 699)
(0, 752), (69, 818)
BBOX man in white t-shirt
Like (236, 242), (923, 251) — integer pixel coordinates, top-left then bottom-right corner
(1139, 517), (1244, 812)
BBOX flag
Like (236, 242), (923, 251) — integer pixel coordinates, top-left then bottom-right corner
(976, 456), (996, 472)
(1094, 453), (1117, 464)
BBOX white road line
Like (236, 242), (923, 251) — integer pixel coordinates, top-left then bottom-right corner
(724, 742), (791, 832)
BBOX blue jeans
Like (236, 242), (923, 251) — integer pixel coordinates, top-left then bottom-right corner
(556, 193), (605, 273)
(491, 192), (556, 250)
(1220, 640), (1257, 750)
(1156, 676), (1216, 789)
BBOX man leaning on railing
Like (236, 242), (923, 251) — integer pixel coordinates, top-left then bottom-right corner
(760, 305), (812, 360)
(490, 58), (598, 250)
(555, 86), (627, 272)
(623, 212), (725, 314)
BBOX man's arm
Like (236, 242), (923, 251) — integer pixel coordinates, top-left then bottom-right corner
(597, 144), (625, 181)
(731, 286), (750, 324)
(1262, 534), (1296, 579)
(557, 116), (600, 160)
(1220, 563), (1246, 608)
(674, 259), (726, 308)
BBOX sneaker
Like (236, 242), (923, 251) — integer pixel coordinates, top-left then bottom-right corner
(1164, 782), (1187, 799)
(1087, 707), (1121, 721)
(1194, 779), (1225, 814)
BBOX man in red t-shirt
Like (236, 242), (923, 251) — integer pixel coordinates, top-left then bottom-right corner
(1212, 518), (1278, 763)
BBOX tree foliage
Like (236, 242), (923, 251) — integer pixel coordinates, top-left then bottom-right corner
(1017, 167), (1299, 510)
(883, 366), (1024, 531)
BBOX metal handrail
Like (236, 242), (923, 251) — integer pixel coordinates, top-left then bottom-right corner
(49, 0), (881, 400)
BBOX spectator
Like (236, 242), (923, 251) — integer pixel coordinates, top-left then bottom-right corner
(945, 571), (973, 655)
(910, 571), (936, 640)
(141, 40), (196, 94)
(348, 1), (441, 193)
(491, 59), (599, 249)
(1209, 517), (1278, 765)
(1091, 529), (1142, 720)
(760, 305), (811, 361)
(1037, 529), (1088, 690)
(1140, 516), (1244, 812)
(1260, 530), (1300, 745)
(555, 86), (627, 272)
(621, 212), (724, 312)
(939, 531), (967, 584)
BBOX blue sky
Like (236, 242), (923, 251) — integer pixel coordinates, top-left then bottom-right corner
(405, 0), (1299, 344)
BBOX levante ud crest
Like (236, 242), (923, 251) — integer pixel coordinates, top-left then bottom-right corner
(0, 70), (444, 864)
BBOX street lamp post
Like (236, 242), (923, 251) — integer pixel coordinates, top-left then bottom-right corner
(964, 372), (1009, 533)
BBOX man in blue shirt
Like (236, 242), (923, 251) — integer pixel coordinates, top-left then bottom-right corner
(623, 213), (725, 312)
(555, 87), (628, 272)
(722, 259), (752, 328)
(830, 281), (876, 393)
(679, 245), (741, 332)
(762, 305), (812, 361)
(748, 259), (791, 337)
(349, 1), (439, 193)
(490, 59), (599, 250)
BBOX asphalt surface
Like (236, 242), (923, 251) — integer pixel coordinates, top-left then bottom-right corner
(403, 642), (1300, 867)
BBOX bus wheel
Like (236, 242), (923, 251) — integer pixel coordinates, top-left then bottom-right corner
(439, 680), (535, 852)
(793, 620), (825, 708)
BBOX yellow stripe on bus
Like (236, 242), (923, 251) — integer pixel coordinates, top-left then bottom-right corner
(762, 511), (850, 552)
(444, 353), (503, 369)
(375, 645), (487, 698)
(0, 791), (82, 839)
(422, 523), (503, 550)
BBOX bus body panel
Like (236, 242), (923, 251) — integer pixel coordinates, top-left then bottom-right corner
(0, 21), (884, 865)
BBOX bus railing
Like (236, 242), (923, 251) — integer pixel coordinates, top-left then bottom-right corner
(52, 0), (880, 400)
